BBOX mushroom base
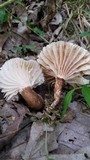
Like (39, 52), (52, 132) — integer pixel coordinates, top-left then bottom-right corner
(20, 87), (44, 110)
(51, 78), (64, 109)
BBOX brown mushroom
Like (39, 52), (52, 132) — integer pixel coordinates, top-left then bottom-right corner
(0, 58), (45, 110)
(37, 41), (90, 108)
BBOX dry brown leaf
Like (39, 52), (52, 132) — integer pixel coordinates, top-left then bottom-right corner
(0, 102), (30, 150)
(40, 0), (56, 31)
(0, 33), (9, 52)
(22, 121), (66, 160)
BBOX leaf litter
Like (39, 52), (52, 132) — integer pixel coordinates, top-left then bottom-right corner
(0, 0), (90, 160)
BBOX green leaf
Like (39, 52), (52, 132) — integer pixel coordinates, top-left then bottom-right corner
(61, 89), (75, 117)
(13, 45), (34, 53)
(13, 46), (22, 52)
(22, 45), (34, 49)
(84, 11), (90, 15)
(15, 0), (23, 4)
(0, 9), (9, 24)
(22, 45), (34, 53)
(82, 86), (90, 108)
(33, 27), (45, 37)
(79, 31), (90, 37)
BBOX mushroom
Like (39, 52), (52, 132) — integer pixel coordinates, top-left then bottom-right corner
(0, 58), (45, 110)
(37, 41), (90, 108)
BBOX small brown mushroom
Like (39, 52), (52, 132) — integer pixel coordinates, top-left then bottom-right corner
(0, 58), (45, 110)
(37, 41), (90, 108)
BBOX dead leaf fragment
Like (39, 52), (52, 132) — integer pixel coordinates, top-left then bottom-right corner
(0, 102), (30, 150)
(22, 121), (66, 160)
(40, 0), (56, 31)
(0, 33), (9, 52)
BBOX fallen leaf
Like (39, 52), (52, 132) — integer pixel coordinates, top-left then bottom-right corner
(0, 102), (30, 150)
(22, 121), (66, 160)
(0, 33), (9, 52)
(50, 12), (62, 25)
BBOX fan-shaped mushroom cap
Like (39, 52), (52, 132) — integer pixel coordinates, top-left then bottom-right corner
(38, 41), (90, 84)
(0, 58), (45, 110)
(37, 41), (90, 108)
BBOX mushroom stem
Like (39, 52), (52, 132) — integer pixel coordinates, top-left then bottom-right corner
(51, 78), (64, 109)
(20, 87), (44, 110)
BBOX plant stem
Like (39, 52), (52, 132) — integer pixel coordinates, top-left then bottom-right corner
(0, 0), (15, 9)
(50, 78), (64, 109)
(27, 25), (49, 44)
(45, 124), (49, 160)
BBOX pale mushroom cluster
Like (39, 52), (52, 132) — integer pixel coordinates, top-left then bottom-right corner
(37, 41), (90, 108)
(0, 58), (44, 110)
(0, 41), (90, 110)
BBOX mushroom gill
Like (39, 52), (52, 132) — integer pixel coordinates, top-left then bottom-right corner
(0, 58), (45, 110)
(37, 41), (90, 108)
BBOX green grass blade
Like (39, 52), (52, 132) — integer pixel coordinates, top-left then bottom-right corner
(33, 27), (45, 37)
(79, 31), (90, 37)
(61, 89), (75, 117)
(82, 86), (90, 108)
(84, 11), (90, 15)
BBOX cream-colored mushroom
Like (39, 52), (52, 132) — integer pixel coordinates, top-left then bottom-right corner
(0, 58), (45, 110)
(37, 41), (90, 108)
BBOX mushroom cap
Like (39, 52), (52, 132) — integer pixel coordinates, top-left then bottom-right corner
(0, 58), (44, 100)
(37, 41), (90, 85)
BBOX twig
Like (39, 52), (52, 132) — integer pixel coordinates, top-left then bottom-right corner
(0, 0), (15, 9)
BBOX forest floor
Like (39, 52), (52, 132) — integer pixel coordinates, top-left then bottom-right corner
(0, 0), (90, 160)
